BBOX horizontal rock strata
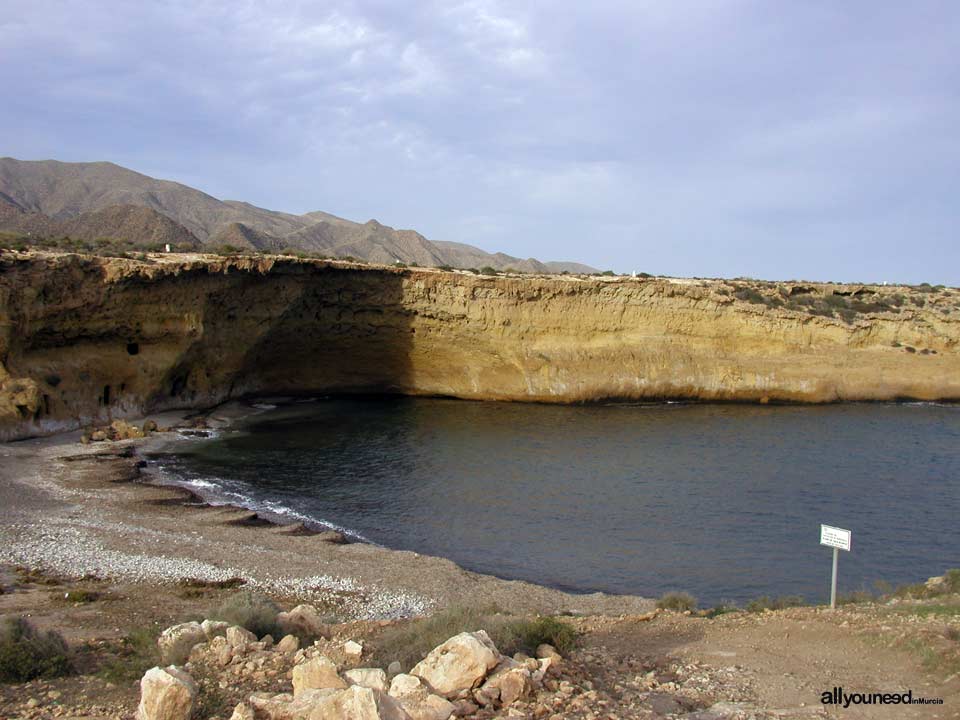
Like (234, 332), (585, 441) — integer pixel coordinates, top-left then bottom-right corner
(2, 252), (959, 440)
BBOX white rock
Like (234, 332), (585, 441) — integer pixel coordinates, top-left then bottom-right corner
(480, 661), (532, 707)
(389, 673), (425, 698)
(343, 639), (364, 657)
(292, 655), (347, 696)
(157, 622), (206, 665)
(345, 668), (389, 692)
(136, 666), (196, 720)
(311, 686), (411, 720)
(276, 634), (300, 654)
(387, 661), (403, 678)
(201, 619), (230, 640)
(247, 689), (339, 720)
(277, 604), (328, 640)
(228, 702), (255, 720)
(410, 631), (500, 698)
(226, 625), (258, 648)
(388, 674), (454, 720)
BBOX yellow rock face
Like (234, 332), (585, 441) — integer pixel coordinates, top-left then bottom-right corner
(1, 252), (958, 440)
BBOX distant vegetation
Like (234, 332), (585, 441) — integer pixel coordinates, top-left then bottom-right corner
(656, 591), (698, 612)
(726, 278), (955, 324)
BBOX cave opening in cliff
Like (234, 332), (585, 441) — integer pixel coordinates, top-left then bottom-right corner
(127, 342), (140, 355)
(101, 385), (111, 406)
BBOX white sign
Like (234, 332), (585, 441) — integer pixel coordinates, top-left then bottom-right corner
(820, 524), (851, 551)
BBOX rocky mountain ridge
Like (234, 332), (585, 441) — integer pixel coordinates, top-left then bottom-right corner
(0, 158), (595, 273)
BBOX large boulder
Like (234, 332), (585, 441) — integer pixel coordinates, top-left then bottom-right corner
(311, 686), (411, 720)
(136, 666), (196, 720)
(292, 655), (347, 696)
(157, 622), (206, 665)
(388, 674), (454, 720)
(277, 604), (329, 641)
(410, 631), (500, 698)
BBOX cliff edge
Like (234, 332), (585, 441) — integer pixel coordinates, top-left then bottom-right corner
(1, 251), (958, 440)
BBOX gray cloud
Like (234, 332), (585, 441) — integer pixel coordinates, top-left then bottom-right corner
(2, 0), (958, 283)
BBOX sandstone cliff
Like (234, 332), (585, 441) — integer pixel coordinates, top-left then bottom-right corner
(1, 251), (958, 440)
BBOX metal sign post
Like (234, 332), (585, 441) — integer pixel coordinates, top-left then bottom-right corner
(819, 524), (851, 609)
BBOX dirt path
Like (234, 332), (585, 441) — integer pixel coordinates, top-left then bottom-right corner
(580, 609), (959, 718)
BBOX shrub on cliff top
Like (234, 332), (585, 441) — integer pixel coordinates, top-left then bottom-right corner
(0, 617), (72, 682)
(744, 595), (804, 613)
(211, 591), (281, 639)
(656, 591), (697, 613)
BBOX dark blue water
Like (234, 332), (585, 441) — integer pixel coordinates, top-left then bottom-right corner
(153, 398), (960, 607)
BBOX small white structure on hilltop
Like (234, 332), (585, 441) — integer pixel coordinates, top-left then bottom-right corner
(164, 244), (171, 253)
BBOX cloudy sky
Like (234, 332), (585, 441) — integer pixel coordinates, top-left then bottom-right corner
(2, 1), (958, 283)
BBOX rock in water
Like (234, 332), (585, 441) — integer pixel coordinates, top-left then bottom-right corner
(136, 666), (196, 720)
(410, 631), (500, 698)
(157, 622), (206, 665)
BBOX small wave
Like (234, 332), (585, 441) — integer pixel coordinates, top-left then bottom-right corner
(175, 428), (223, 441)
(183, 478), (221, 490)
(251, 403), (278, 410)
(154, 468), (371, 543)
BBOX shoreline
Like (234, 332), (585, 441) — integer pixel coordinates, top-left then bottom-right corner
(0, 408), (656, 620)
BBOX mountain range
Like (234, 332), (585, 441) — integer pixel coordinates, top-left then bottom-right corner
(0, 158), (596, 273)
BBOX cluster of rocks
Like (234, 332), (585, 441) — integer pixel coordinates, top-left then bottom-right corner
(81, 419), (164, 443)
(138, 607), (564, 720)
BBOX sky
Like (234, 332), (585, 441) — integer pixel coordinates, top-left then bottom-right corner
(2, 1), (959, 284)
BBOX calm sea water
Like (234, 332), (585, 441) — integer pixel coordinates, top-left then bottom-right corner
(151, 398), (960, 606)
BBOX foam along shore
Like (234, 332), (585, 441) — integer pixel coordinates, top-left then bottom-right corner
(0, 409), (655, 620)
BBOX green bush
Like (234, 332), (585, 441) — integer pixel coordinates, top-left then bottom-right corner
(97, 627), (159, 683)
(837, 590), (874, 606)
(656, 591), (697, 612)
(0, 617), (73, 682)
(211, 591), (280, 639)
(480, 266), (498, 275)
(733, 287), (766, 304)
(506, 616), (576, 656)
(704, 603), (740, 618)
